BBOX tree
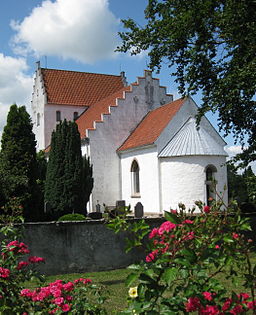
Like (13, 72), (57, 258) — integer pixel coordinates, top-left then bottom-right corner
(117, 0), (256, 165)
(45, 120), (92, 218)
(0, 104), (39, 220)
(227, 163), (256, 212)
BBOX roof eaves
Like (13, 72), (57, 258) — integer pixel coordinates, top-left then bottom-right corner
(117, 143), (156, 154)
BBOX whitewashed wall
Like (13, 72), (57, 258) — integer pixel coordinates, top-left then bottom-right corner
(87, 71), (172, 210)
(120, 147), (160, 214)
(31, 69), (47, 151)
(43, 104), (85, 149)
(31, 68), (86, 151)
(160, 155), (228, 212)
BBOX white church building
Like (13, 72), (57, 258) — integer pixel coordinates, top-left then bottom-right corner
(31, 63), (228, 215)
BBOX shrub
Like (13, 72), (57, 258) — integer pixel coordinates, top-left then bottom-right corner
(108, 200), (256, 314)
(57, 213), (87, 221)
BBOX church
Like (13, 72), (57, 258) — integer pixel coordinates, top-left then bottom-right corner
(31, 62), (228, 215)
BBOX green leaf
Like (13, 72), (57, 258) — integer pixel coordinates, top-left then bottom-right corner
(125, 273), (138, 287)
(164, 211), (180, 224)
(180, 248), (197, 263)
(223, 236), (234, 243)
(162, 268), (178, 286)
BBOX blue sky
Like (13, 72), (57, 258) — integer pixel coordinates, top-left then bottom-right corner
(0, 0), (249, 166)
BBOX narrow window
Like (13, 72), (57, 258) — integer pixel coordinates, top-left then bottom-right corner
(73, 111), (78, 120)
(205, 165), (217, 205)
(56, 111), (61, 122)
(131, 160), (140, 196)
(37, 113), (40, 126)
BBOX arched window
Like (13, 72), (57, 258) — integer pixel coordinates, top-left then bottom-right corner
(131, 160), (140, 196)
(205, 165), (217, 205)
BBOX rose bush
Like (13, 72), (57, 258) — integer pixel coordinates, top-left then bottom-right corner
(0, 235), (107, 314)
(115, 200), (256, 314)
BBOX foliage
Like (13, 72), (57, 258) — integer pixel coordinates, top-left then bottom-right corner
(109, 201), (256, 314)
(228, 164), (256, 210)
(45, 119), (92, 218)
(107, 206), (150, 252)
(0, 104), (40, 221)
(0, 211), (106, 314)
(57, 213), (87, 222)
(21, 278), (106, 314)
(117, 0), (256, 166)
(0, 211), (44, 314)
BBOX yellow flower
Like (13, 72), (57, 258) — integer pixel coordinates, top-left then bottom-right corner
(129, 286), (138, 298)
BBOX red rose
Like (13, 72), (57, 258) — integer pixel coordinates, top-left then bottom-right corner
(203, 206), (211, 213)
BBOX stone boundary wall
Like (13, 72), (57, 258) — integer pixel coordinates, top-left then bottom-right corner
(1, 214), (255, 275)
(20, 218), (164, 275)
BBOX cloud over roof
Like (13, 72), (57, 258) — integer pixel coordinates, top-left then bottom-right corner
(11, 0), (120, 63)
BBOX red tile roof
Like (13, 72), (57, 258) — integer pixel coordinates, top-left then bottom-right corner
(41, 68), (125, 106)
(76, 86), (132, 138)
(118, 98), (185, 151)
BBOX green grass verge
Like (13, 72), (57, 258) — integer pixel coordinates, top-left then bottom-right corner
(25, 255), (256, 314)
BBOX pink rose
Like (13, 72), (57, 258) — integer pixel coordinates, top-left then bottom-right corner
(61, 304), (71, 312)
(17, 261), (29, 270)
(171, 209), (177, 214)
(0, 267), (10, 279)
(149, 228), (158, 239)
(232, 233), (239, 240)
(203, 291), (213, 301)
(54, 297), (64, 306)
(185, 297), (201, 312)
(182, 219), (193, 224)
(200, 305), (220, 314)
(203, 206), (211, 213)
(28, 256), (45, 263)
(63, 282), (74, 292)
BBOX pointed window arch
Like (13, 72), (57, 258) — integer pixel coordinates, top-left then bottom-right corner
(205, 165), (217, 205)
(131, 160), (140, 196)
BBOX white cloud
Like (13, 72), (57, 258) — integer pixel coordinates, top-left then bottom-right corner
(11, 0), (120, 64)
(225, 145), (243, 156)
(0, 53), (33, 143)
(225, 145), (256, 174)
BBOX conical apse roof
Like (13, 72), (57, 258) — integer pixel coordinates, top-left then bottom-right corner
(159, 117), (227, 157)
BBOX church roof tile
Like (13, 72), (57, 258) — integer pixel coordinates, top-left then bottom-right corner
(41, 68), (125, 106)
(118, 98), (185, 151)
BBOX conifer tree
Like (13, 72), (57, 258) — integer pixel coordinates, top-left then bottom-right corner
(45, 120), (91, 217)
(0, 104), (39, 220)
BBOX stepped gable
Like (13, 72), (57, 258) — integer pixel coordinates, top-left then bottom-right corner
(41, 68), (125, 106)
(76, 86), (132, 138)
(118, 98), (185, 151)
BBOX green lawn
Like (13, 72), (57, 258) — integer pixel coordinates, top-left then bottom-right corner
(25, 255), (256, 314)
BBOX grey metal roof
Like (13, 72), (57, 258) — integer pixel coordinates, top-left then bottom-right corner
(159, 117), (228, 157)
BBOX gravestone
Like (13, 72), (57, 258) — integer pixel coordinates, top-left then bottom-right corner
(135, 202), (144, 218)
(95, 201), (101, 213)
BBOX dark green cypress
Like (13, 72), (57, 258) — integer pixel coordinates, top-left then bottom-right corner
(0, 104), (39, 220)
(45, 120), (87, 217)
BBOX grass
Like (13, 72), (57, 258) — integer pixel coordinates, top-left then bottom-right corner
(25, 255), (256, 314)
(25, 268), (131, 313)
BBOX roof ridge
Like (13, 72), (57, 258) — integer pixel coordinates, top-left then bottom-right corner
(41, 67), (122, 78)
